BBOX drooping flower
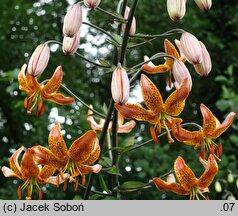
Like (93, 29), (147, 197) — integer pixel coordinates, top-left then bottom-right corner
(63, 3), (83, 37)
(31, 122), (102, 189)
(63, 31), (80, 55)
(172, 104), (236, 160)
(111, 64), (130, 105)
(28, 43), (50, 77)
(115, 74), (190, 143)
(194, 0), (212, 11)
(142, 39), (186, 74)
(167, 0), (186, 21)
(121, 6), (136, 35)
(153, 154), (218, 200)
(18, 64), (75, 116)
(87, 105), (136, 133)
(1, 146), (65, 200)
(193, 41), (212, 76)
(83, 0), (101, 9)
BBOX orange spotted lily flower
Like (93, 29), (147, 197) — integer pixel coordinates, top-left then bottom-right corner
(115, 74), (190, 144)
(1, 146), (65, 200)
(172, 104), (236, 160)
(87, 105), (136, 133)
(153, 154), (218, 200)
(31, 122), (102, 189)
(18, 64), (75, 116)
(141, 39), (186, 74)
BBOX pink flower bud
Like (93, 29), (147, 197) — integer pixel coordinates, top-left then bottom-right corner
(172, 60), (192, 91)
(180, 32), (203, 64)
(27, 43), (50, 77)
(62, 31), (80, 55)
(167, 0), (186, 21)
(121, 6), (136, 35)
(111, 64), (130, 105)
(194, 0), (212, 11)
(83, 0), (101, 9)
(63, 3), (82, 37)
(193, 41), (212, 76)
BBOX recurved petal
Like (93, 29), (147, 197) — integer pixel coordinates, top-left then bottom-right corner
(47, 174), (68, 185)
(172, 118), (204, 147)
(48, 122), (68, 159)
(87, 105), (104, 131)
(44, 93), (75, 105)
(165, 78), (190, 116)
(174, 156), (198, 190)
(2, 166), (19, 178)
(210, 112), (236, 138)
(164, 39), (180, 68)
(18, 64), (32, 94)
(68, 130), (98, 163)
(117, 120), (136, 133)
(82, 139), (100, 164)
(115, 103), (158, 124)
(80, 164), (102, 175)
(198, 154), (218, 188)
(153, 177), (189, 195)
(31, 145), (67, 168)
(21, 149), (40, 179)
(38, 165), (56, 181)
(141, 63), (170, 74)
(42, 66), (63, 95)
(10, 146), (25, 179)
(200, 104), (219, 136)
(140, 74), (164, 114)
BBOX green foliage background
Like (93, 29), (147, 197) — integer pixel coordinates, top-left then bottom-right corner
(0, 0), (238, 200)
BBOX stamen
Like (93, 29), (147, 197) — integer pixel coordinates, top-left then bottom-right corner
(17, 186), (22, 200)
(74, 178), (79, 191)
(63, 180), (68, 191)
(162, 119), (174, 144)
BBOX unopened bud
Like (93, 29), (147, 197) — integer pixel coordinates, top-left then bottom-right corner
(227, 195), (236, 200)
(180, 32), (203, 64)
(172, 60), (192, 91)
(194, 0), (212, 11)
(167, 0), (186, 21)
(83, 0), (101, 9)
(63, 3), (82, 37)
(193, 41), (212, 76)
(215, 181), (222, 193)
(28, 43), (50, 77)
(227, 173), (234, 183)
(63, 31), (80, 55)
(122, 6), (136, 35)
(111, 64), (130, 105)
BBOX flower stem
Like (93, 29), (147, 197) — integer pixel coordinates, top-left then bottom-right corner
(96, 6), (127, 22)
(60, 83), (107, 118)
(82, 21), (120, 45)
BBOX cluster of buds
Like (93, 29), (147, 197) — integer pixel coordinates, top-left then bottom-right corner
(179, 32), (212, 76)
(167, 0), (212, 21)
(62, 3), (82, 55)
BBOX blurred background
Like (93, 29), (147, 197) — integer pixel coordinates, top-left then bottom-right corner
(0, 0), (238, 199)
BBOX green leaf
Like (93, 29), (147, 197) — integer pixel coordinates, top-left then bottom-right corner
(107, 166), (122, 176)
(98, 156), (111, 168)
(120, 136), (135, 148)
(98, 172), (111, 193)
(99, 59), (111, 67)
(119, 181), (152, 192)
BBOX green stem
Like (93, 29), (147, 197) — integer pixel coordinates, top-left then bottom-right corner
(60, 84), (107, 118)
(130, 28), (185, 39)
(96, 6), (127, 22)
(128, 37), (158, 49)
(82, 21), (120, 45)
(46, 40), (111, 68)
(119, 0), (138, 64)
